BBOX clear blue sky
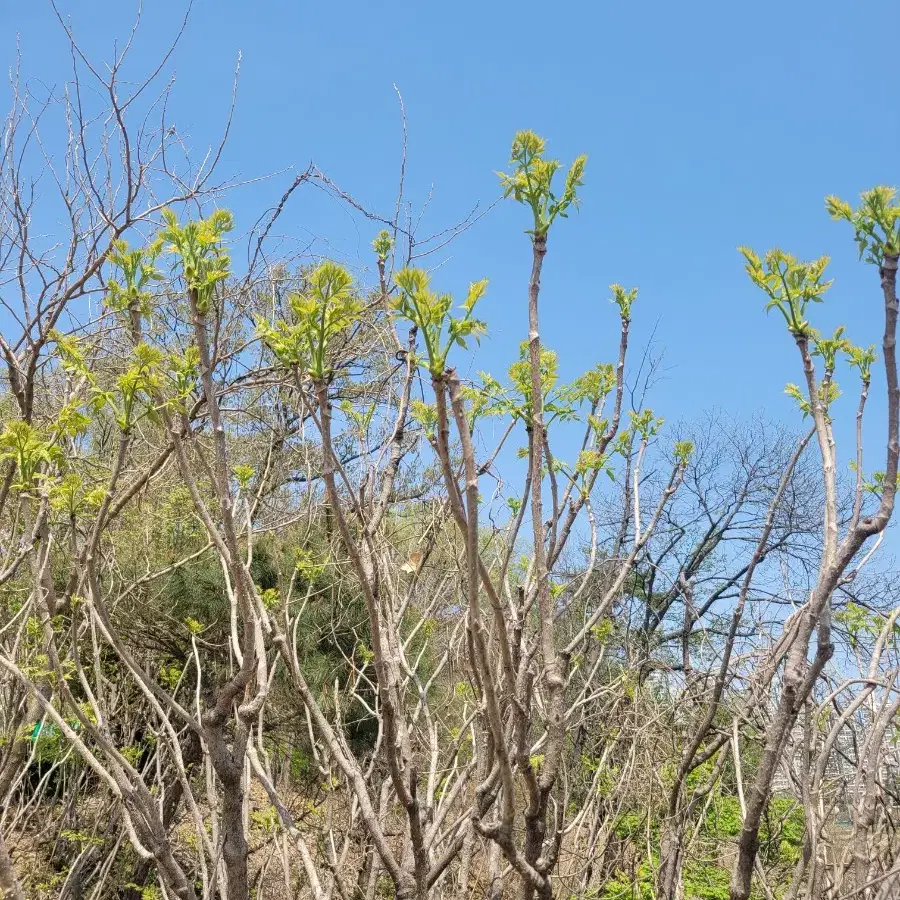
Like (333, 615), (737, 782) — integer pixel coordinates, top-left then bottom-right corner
(4, 0), (899, 476)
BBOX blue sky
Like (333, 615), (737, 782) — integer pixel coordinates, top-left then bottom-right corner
(4, 0), (899, 484)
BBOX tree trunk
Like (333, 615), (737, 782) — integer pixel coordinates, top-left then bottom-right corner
(0, 829), (25, 900)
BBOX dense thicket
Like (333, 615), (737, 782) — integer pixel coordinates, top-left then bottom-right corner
(1, 16), (899, 900)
